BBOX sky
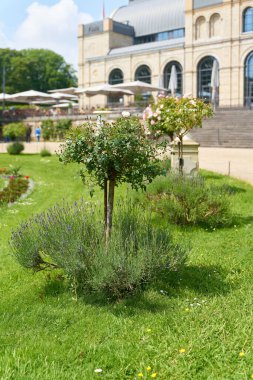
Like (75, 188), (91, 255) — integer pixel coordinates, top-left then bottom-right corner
(0, 0), (128, 69)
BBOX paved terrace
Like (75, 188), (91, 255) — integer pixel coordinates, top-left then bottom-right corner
(0, 143), (253, 186)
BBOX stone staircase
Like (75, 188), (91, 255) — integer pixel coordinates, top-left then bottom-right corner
(190, 109), (253, 148)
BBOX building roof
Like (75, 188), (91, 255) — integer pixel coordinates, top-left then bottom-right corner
(108, 38), (184, 58)
(111, 0), (185, 37)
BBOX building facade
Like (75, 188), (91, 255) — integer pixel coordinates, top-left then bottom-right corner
(78, 0), (253, 109)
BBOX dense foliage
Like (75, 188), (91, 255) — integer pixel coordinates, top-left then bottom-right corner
(10, 199), (187, 299)
(3, 122), (26, 141)
(41, 119), (72, 141)
(144, 97), (213, 172)
(145, 97), (213, 138)
(0, 48), (77, 93)
(59, 117), (161, 237)
(7, 142), (25, 155)
(147, 173), (233, 227)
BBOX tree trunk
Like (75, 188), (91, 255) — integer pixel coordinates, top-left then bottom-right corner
(178, 135), (184, 175)
(106, 178), (116, 242)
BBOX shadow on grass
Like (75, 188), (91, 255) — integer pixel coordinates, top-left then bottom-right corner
(234, 215), (253, 226)
(200, 172), (224, 180)
(221, 184), (246, 195)
(68, 263), (232, 316)
(154, 264), (231, 297)
(40, 263), (231, 314)
(43, 273), (67, 297)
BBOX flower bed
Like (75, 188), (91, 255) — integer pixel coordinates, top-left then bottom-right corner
(0, 167), (30, 205)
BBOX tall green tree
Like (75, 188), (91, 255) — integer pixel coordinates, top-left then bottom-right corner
(0, 48), (77, 94)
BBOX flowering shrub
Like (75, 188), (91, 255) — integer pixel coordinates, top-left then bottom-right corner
(0, 166), (30, 205)
(0, 177), (29, 205)
(144, 97), (213, 172)
(10, 199), (187, 299)
(144, 96), (213, 139)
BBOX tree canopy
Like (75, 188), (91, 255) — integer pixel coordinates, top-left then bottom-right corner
(0, 48), (77, 94)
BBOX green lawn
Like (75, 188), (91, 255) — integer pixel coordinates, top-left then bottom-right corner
(1, 154), (253, 380)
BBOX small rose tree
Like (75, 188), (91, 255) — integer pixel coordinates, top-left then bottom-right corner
(145, 97), (213, 173)
(59, 116), (161, 240)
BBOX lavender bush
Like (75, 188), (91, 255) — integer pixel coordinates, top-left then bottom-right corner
(10, 199), (187, 299)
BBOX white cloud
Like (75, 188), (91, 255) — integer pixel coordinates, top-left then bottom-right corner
(13, 0), (93, 68)
(0, 22), (14, 48)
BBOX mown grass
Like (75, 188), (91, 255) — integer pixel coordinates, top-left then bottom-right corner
(1, 154), (253, 380)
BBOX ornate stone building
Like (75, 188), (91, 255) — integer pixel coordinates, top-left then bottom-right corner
(78, 0), (253, 109)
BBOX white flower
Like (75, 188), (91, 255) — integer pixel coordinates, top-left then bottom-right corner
(122, 111), (131, 118)
(94, 368), (103, 373)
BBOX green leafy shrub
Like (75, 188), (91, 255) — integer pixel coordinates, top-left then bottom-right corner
(10, 199), (187, 299)
(59, 117), (161, 240)
(41, 119), (55, 141)
(147, 173), (233, 227)
(40, 149), (52, 157)
(7, 142), (25, 155)
(3, 165), (22, 177)
(3, 122), (26, 141)
(55, 119), (72, 140)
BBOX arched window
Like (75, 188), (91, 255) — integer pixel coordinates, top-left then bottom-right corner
(163, 61), (183, 96)
(109, 68), (123, 85)
(195, 16), (206, 40)
(243, 7), (253, 33)
(135, 65), (151, 83)
(197, 56), (219, 103)
(210, 13), (221, 37)
(108, 68), (123, 105)
(244, 51), (253, 106)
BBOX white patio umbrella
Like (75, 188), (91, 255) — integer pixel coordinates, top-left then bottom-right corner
(157, 75), (165, 96)
(50, 92), (78, 101)
(7, 90), (54, 103)
(48, 87), (78, 95)
(211, 60), (219, 105)
(76, 84), (134, 96)
(113, 80), (166, 93)
(52, 102), (78, 108)
(168, 65), (178, 96)
(0, 92), (11, 100)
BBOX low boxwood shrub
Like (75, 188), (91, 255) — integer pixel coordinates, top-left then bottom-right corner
(7, 142), (25, 155)
(40, 149), (52, 157)
(147, 173), (233, 227)
(10, 199), (187, 299)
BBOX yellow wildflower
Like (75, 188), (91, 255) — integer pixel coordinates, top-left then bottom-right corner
(151, 373), (157, 378)
(146, 328), (152, 333)
(138, 373), (144, 378)
(239, 352), (245, 357)
(179, 348), (186, 354)
(147, 366), (152, 371)
(251, 375), (253, 379)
